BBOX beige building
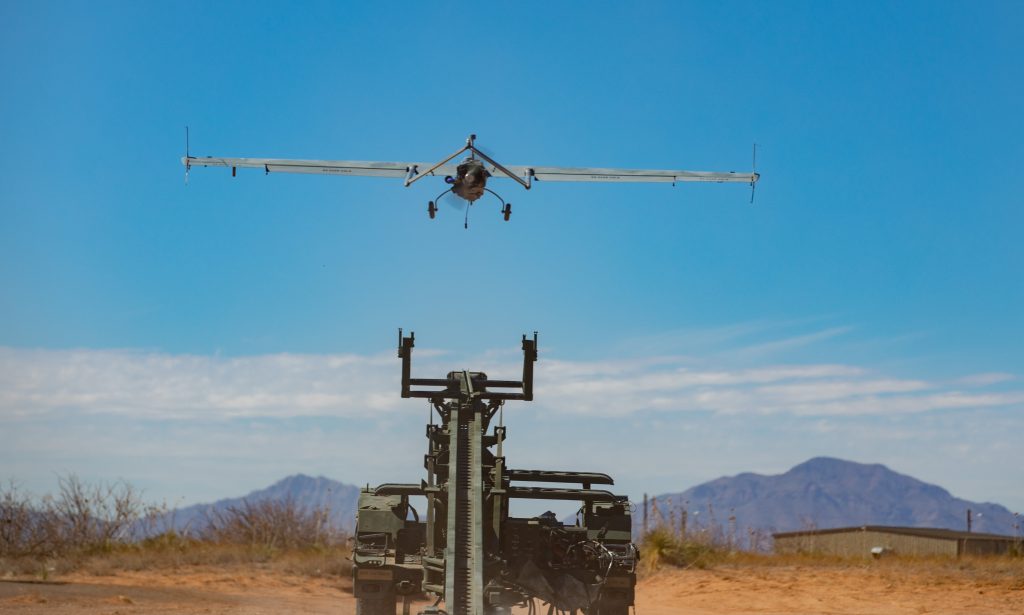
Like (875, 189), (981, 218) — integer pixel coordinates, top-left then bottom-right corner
(773, 526), (1021, 558)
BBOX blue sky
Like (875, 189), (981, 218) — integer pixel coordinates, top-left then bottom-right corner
(1, 2), (1022, 522)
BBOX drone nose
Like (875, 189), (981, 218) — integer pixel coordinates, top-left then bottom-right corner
(472, 170), (488, 186)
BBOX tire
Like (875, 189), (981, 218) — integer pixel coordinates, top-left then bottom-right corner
(356, 591), (396, 615)
(591, 600), (629, 615)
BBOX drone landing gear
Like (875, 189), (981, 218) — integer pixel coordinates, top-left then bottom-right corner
(427, 186), (452, 221)
(426, 188), (511, 227)
(486, 188), (511, 222)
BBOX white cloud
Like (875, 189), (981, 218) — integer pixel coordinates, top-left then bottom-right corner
(730, 326), (854, 358)
(956, 372), (1016, 387)
(0, 347), (398, 420)
(1, 345), (1021, 422)
(535, 357), (1021, 417)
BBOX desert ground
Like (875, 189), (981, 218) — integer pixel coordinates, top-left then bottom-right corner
(2, 559), (1021, 615)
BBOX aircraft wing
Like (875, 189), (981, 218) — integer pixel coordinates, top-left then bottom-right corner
(499, 164), (759, 184)
(182, 155), (758, 186)
(182, 156), (458, 178)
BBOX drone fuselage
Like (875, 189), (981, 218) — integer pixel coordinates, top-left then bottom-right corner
(450, 159), (489, 202)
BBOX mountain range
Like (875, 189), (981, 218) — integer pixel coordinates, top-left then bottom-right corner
(645, 457), (1018, 538)
(165, 458), (1019, 542)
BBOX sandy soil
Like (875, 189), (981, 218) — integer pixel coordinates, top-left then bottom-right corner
(1, 562), (1021, 614)
(636, 562), (1024, 615)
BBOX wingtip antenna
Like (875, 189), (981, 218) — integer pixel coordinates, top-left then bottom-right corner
(184, 126), (191, 185)
(749, 143), (758, 204)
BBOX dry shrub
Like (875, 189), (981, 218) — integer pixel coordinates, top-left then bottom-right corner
(50, 475), (147, 552)
(1, 477), (351, 581)
(639, 526), (725, 573)
(271, 546), (353, 578)
(200, 497), (343, 551)
(0, 481), (47, 556)
(1, 476), (150, 557)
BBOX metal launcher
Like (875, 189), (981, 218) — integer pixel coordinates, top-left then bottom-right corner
(351, 331), (638, 615)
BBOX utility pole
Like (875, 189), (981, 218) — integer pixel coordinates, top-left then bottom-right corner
(643, 494), (648, 535)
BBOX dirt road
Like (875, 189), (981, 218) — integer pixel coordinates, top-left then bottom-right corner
(0, 568), (350, 614)
(1, 561), (1021, 614)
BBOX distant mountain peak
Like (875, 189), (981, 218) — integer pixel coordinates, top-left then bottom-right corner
(789, 456), (883, 474)
(269, 474), (337, 488)
(170, 474), (362, 534)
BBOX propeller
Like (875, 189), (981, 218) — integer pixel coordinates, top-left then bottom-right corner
(184, 126), (190, 185)
(750, 143), (758, 204)
(444, 192), (472, 229)
(439, 188), (467, 211)
(427, 187), (471, 227)
(473, 143), (499, 163)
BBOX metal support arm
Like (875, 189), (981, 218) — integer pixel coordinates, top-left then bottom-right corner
(471, 147), (532, 190)
(398, 329), (538, 401)
(403, 135), (479, 188)
(403, 134), (533, 190)
(404, 139), (472, 187)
